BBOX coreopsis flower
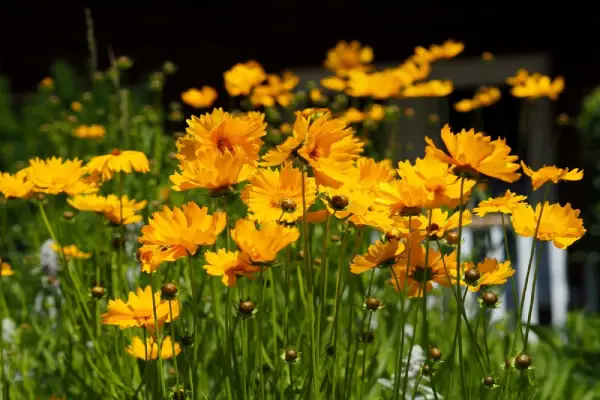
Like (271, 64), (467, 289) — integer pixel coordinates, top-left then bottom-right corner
(72, 124), (106, 139)
(520, 162), (583, 190)
(0, 169), (34, 199)
(305, 209), (329, 224)
(310, 89), (327, 104)
(181, 86), (218, 108)
(482, 52), (494, 61)
(85, 149), (150, 181)
(68, 194), (147, 225)
(418, 208), (473, 240)
(250, 72), (300, 108)
(51, 244), (91, 260)
(321, 76), (346, 91)
(473, 190), (527, 217)
(170, 151), (255, 192)
(325, 40), (374, 76)
(321, 184), (391, 228)
(397, 157), (476, 208)
(350, 240), (406, 274)
(138, 202), (226, 273)
(453, 259), (515, 292)
(350, 157), (396, 190)
(511, 202), (586, 249)
(262, 112), (364, 188)
(231, 219), (299, 264)
(390, 244), (455, 297)
(374, 179), (428, 216)
(392, 61), (431, 85)
(425, 125), (522, 183)
(27, 157), (98, 195)
(510, 73), (564, 100)
(203, 249), (260, 287)
(39, 77), (54, 89)
(454, 86), (501, 112)
(71, 101), (83, 112)
(339, 108), (365, 124)
(176, 108), (266, 164)
(367, 104), (385, 121)
(402, 80), (453, 98)
(411, 40), (465, 64)
(243, 162), (317, 223)
(126, 336), (181, 360)
(101, 286), (180, 330)
(1, 261), (13, 277)
(224, 60), (267, 96)
(346, 70), (404, 99)
(506, 69), (530, 86)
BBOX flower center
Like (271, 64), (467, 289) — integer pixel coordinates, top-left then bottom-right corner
(309, 146), (324, 160)
(411, 266), (433, 283)
(111, 148), (121, 156)
(217, 137), (234, 154)
(426, 223), (440, 235)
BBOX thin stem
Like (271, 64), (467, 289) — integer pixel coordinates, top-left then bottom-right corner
(0, 201), (7, 399)
(455, 177), (468, 399)
(316, 215), (332, 357)
(150, 274), (167, 397)
(500, 214), (523, 342)
(169, 300), (180, 390)
(300, 163), (319, 399)
(360, 311), (374, 400)
(401, 303), (420, 398)
(482, 310), (491, 369)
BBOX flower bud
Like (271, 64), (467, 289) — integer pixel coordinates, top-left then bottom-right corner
(116, 56), (133, 70)
(62, 211), (75, 221)
(91, 286), (105, 299)
(284, 348), (298, 363)
(482, 291), (498, 307)
(515, 353), (532, 371)
(429, 347), (442, 361)
(161, 283), (178, 300)
(365, 297), (381, 311)
(280, 198), (297, 213)
(444, 231), (460, 245)
(330, 195), (349, 211)
(483, 375), (495, 387)
(238, 300), (256, 316)
(464, 268), (481, 285)
(360, 331), (374, 344)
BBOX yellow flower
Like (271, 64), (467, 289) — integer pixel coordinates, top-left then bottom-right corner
(101, 286), (180, 330)
(339, 108), (365, 124)
(374, 179), (428, 215)
(250, 72), (299, 108)
(320, 76), (347, 91)
(1, 262), (13, 277)
(244, 162), (317, 223)
(367, 104), (385, 121)
(425, 124), (522, 183)
(181, 86), (218, 108)
(351, 157), (396, 190)
(453, 86), (501, 112)
(170, 151), (255, 192)
(350, 240), (406, 274)
(346, 70), (403, 99)
(39, 77), (54, 89)
(138, 202), (226, 273)
(390, 244), (455, 297)
(224, 61), (266, 96)
(402, 80), (453, 98)
(321, 184), (384, 228)
(473, 190), (527, 217)
(506, 69), (530, 86)
(397, 157), (476, 208)
(177, 108), (266, 164)
(391, 61), (431, 85)
(126, 336), (181, 360)
(70, 101), (83, 112)
(325, 40), (374, 76)
(280, 123), (292, 135)
(203, 249), (260, 287)
(418, 208), (472, 239)
(456, 259), (515, 292)
(411, 40), (464, 63)
(72, 124), (106, 139)
(262, 112), (363, 188)
(28, 157), (98, 196)
(481, 52), (494, 61)
(310, 88), (327, 104)
(511, 202), (585, 249)
(520, 162), (583, 191)
(510, 74), (564, 100)
(85, 149), (150, 181)
(0, 169), (34, 199)
(51, 244), (91, 260)
(231, 219), (299, 263)
(68, 194), (147, 225)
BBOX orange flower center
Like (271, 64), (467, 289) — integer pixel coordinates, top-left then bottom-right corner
(309, 146), (324, 160)
(111, 148), (122, 156)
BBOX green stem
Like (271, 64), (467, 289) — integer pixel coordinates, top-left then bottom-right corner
(454, 177), (468, 399)
(0, 201), (7, 399)
(360, 311), (374, 400)
(150, 274), (167, 397)
(401, 303), (420, 397)
(482, 310), (491, 369)
(316, 215), (331, 358)
(169, 300), (180, 390)
(300, 163), (319, 399)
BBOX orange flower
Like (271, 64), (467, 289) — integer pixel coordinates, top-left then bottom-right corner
(250, 72), (299, 108)
(0, 169), (34, 199)
(325, 40), (374, 76)
(126, 336), (181, 360)
(138, 202), (226, 273)
(520, 162), (583, 190)
(510, 73), (564, 100)
(425, 125), (521, 183)
(181, 86), (218, 108)
(85, 149), (150, 181)
(454, 86), (501, 112)
(68, 194), (146, 225)
(411, 40), (464, 64)
(374, 179), (427, 216)
(321, 76), (347, 91)
(473, 190), (527, 217)
(203, 249), (259, 287)
(28, 157), (98, 196)
(350, 239), (405, 274)
(72, 124), (106, 139)
(224, 61), (266, 96)
(402, 80), (453, 98)
(231, 219), (299, 264)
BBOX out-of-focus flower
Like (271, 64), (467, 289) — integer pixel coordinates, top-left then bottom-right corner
(454, 86), (501, 112)
(126, 336), (181, 360)
(321, 76), (347, 91)
(224, 61), (266, 96)
(39, 77), (54, 89)
(251, 72), (299, 108)
(85, 149), (150, 181)
(68, 194), (147, 225)
(27, 157), (98, 196)
(72, 124), (106, 139)
(325, 40), (374, 76)
(473, 190), (527, 217)
(402, 80), (453, 98)
(231, 219), (299, 264)
(411, 40), (464, 64)
(50, 244), (91, 260)
(181, 86), (218, 109)
(0, 169), (34, 199)
(203, 249), (259, 287)
(508, 70), (564, 100)
(0, 260), (13, 277)
(520, 162), (583, 191)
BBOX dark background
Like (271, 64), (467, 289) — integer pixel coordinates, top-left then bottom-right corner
(1, 3), (599, 117)
(1, 3), (599, 313)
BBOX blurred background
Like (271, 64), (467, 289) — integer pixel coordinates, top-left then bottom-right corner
(1, 3), (600, 321)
